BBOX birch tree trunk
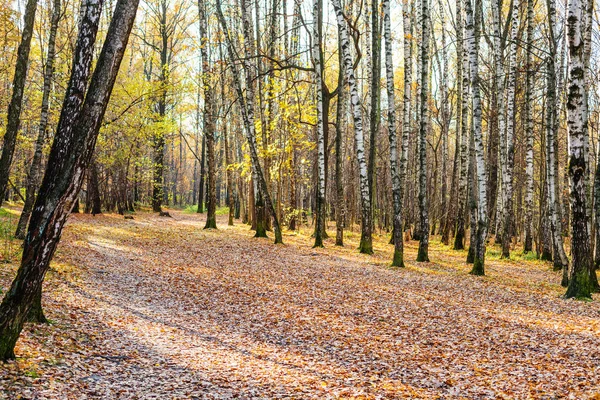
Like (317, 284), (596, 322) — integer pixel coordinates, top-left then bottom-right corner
(331, 0), (373, 254)
(0, 0), (38, 204)
(565, 0), (596, 298)
(15, 0), (61, 241)
(546, 0), (570, 273)
(199, 0), (216, 229)
(335, 19), (346, 246)
(313, 0), (326, 248)
(501, 0), (519, 259)
(523, 0), (534, 253)
(383, 0), (403, 266)
(438, 0), (450, 243)
(466, 0), (487, 275)
(454, 0), (470, 250)
(0, 0), (139, 360)
(416, 0), (430, 262)
(368, 0), (381, 232)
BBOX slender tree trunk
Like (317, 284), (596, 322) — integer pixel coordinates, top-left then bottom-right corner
(0, 0), (139, 360)
(383, 0), (403, 267)
(454, 0), (469, 250)
(523, 0), (534, 253)
(332, 0), (372, 254)
(0, 0), (38, 204)
(15, 0), (61, 241)
(312, 0), (325, 248)
(466, 0), (487, 275)
(368, 0), (381, 232)
(199, 0), (216, 229)
(546, 0), (570, 273)
(335, 30), (346, 246)
(501, 0), (519, 259)
(416, 0), (430, 262)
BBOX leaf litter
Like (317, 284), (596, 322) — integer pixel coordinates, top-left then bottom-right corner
(1, 211), (600, 399)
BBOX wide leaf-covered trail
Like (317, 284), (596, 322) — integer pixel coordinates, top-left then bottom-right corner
(2, 211), (600, 399)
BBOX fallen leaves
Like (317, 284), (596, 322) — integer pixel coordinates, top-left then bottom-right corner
(0, 211), (600, 398)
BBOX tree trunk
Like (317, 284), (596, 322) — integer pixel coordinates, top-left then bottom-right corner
(312, 0), (325, 248)
(0, 0), (38, 205)
(15, 0), (61, 241)
(199, 0), (216, 229)
(332, 0), (372, 254)
(565, 0), (597, 298)
(416, 0), (431, 262)
(523, 0), (534, 253)
(466, 0), (487, 275)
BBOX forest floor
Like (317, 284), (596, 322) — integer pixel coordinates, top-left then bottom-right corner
(1, 208), (600, 399)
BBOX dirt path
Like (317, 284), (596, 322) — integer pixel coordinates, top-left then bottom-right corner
(2, 211), (600, 399)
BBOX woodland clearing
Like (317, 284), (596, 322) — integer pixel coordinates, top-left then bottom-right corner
(1, 209), (600, 399)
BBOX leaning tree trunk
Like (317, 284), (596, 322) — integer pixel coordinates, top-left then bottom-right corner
(416, 0), (431, 262)
(383, 0), (403, 267)
(466, 0), (487, 275)
(0, 0), (139, 360)
(312, 0), (325, 248)
(16, 0), (61, 241)
(331, 0), (372, 254)
(199, 0), (216, 229)
(501, 0), (519, 259)
(216, 0), (282, 244)
(0, 0), (38, 205)
(565, 0), (596, 299)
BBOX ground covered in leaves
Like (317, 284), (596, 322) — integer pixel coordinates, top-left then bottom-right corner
(1, 209), (600, 399)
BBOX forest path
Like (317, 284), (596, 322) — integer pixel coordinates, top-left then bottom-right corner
(2, 210), (600, 399)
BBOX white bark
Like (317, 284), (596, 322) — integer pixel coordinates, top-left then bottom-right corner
(331, 0), (373, 253)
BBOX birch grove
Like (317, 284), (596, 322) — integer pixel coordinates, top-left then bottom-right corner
(4, 0), (600, 362)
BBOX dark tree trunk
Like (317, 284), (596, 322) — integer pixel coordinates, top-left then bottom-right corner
(15, 0), (61, 241)
(0, 0), (38, 204)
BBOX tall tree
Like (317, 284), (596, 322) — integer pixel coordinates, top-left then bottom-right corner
(416, 0), (430, 262)
(331, 0), (373, 254)
(15, 0), (61, 240)
(466, 0), (487, 275)
(0, 0), (140, 360)
(199, 0), (216, 229)
(501, 0), (520, 259)
(313, 0), (325, 248)
(565, 0), (597, 299)
(383, 0), (403, 267)
(523, 0), (534, 253)
(0, 0), (38, 204)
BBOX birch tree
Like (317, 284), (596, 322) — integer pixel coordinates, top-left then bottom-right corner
(0, 0), (38, 204)
(546, 0), (569, 273)
(331, 0), (373, 254)
(465, 0), (487, 275)
(500, 0), (519, 259)
(523, 0), (534, 253)
(564, 0), (596, 299)
(15, 0), (61, 241)
(416, 0), (431, 262)
(383, 0), (403, 267)
(313, 0), (326, 248)
(199, 0), (216, 229)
